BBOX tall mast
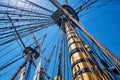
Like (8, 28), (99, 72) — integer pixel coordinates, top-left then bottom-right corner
(49, 0), (120, 67)
(8, 15), (38, 80)
(65, 21), (109, 80)
(49, 0), (120, 79)
(7, 15), (27, 80)
(19, 66), (26, 80)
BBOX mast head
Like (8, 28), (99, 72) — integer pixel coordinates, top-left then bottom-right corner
(24, 47), (39, 60)
(51, 5), (79, 30)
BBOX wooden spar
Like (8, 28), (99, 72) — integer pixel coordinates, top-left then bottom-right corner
(7, 15), (27, 80)
(65, 22), (109, 80)
(8, 15), (37, 80)
(11, 47), (35, 80)
(34, 45), (56, 80)
(7, 15), (26, 49)
(49, 0), (120, 69)
(11, 58), (28, 80)
(19, 66), (26, 80)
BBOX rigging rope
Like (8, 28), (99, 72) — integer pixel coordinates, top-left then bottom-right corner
(0, 56), (24, 71)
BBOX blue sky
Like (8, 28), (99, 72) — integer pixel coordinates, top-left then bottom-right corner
(79, 1), (120, 57)
(0, 0), (120, 79)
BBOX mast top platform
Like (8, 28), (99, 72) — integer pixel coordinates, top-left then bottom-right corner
(51, 5), (79, 27)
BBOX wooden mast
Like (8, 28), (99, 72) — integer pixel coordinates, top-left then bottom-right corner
(8, 15), (37, 80)
(7, 15), (27, 80)
(49, 0), (120, 79)
(49, 0), (120, 67)
(65, 21), (109, 80)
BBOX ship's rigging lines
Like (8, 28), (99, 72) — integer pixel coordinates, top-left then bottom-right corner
(0, 0), (120, 80)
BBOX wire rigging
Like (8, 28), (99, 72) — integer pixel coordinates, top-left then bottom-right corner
(0, 0), (120, 79)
